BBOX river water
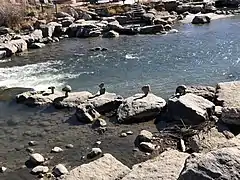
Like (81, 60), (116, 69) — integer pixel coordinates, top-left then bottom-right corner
(0, 17), (240, 178)
(1, 17), (240, 98)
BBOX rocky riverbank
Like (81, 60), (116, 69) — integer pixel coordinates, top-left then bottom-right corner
(0, 1), (239, 60)
(1, 80), (240, 179)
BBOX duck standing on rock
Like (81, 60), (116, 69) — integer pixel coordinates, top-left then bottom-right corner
(62, 85), (72, 97)
(99, 83), (106, 95)
(175, 85), (187, 97)
(142, 85), (151, 97)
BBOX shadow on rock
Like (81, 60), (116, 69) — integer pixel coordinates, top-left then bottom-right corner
(65, 114), (86, 126)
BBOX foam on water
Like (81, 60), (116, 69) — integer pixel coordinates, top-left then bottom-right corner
(125, 54), (139, 60)
(0, 61), (92, 90)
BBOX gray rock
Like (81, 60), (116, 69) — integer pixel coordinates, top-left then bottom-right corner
(53, 164), (69, 177)
(0, 166), (7, 173)
(53, 91), (92, 108)
(186, 85), (216, 102)
(122, 150), (189, 180)
(51, 147), (63, 153)
(0, 27), (12, 35)
(154, 18), (168, 25)
(88, 92), (123, 114)
(117, 93), (166, 123)
(21, 29), (43, 45)
(92, 118), (107, 127)
(75, 104), (101, 123)
(0, 50), (6, 58)
(120, 132), (128, 137)
(136, 130), (153, 143)
(178, 147), (240, 180)
(66, 144), (74, 149)
(168, 93), (215, 124)
(29, 43), (45, 49)
(0, 43), (17, 57)
(192, 15), (211, 24)
(216, 81), (240, 125)
(164, 24), (172, 31)
(31, 166), (49, 174)
(139, 142), (156, 152)
(29, 141), (38, 146)
(26, 147), (34, 153)
(126, 131), (133, 135)
(41, 22), (62, 38)
(102, 30), (119, 38)
(29, 153), (45, 165)
(87, 148), (102, 159)
(215, 106), (222, 117)
(33, 19), (47, 29)
(62, 153), (131, 180)
(9, 39), (28, 53)
(89, 30), (101, 37)
(139, 24), (164, 34)
(61, 20), (73, 27)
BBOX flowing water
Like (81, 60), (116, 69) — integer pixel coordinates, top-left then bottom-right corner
(1, 17), (240, 178)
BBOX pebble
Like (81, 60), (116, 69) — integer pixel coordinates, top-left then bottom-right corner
(53, 164), (69, 177)
(87, 148), (102, 159)
(126, 131), (133, 135)
(93, 118), (107, 127)
(120, 132), (127, 137)
(137, 130), (153, 143)
(95, 141), (101, 145)
(132, 148), (139, 152)
(31, 166), (49, 174)
(29, 153), (45, 165)
(29, 141), (38, 146)
(26, 147), (34, 153)
(51, 147), (63, 153)
(139, 142), (156, 153)
(0, 166), (7, 173)
(66, 144), (74, 149)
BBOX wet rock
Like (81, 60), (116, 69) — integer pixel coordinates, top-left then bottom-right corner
(178, 147), (240, 180)
(192, 15), (211, 24)
(120, 132), (127, 137)
(92, 118), (107, 128)
(0, 50), (6, 58)
(29, 141), (38, 146)
(186, 85), (216, 102)
(31, 166), (49, 174)
(169, 29), (178, 33)
(88, 92), (123, 114)
(122, 150), (189, 180)
(53, 164), (69, 177)
(66, 144), (74, 149)
(62, 153), (131, 180)
(102, 30), (119, 38)
(136, 130), (153, 143)
(139, 142), (156, 152)
(53, 91), (92, 108)
(139, 25), (164, 34)
(75, 103), (101, 123)
(164, 24), (172, 31)
(216, 81), (240, 125)
(51, 147), (63, 153)
(29, 153), (45, 165)
(117, 93), (166, 123)
(0, 166), (7, 173)
(87, 148), (102, 159)
(168, 93), (215, 124)
(29, 42), (45, 49)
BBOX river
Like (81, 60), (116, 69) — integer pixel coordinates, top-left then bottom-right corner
(0, 16), (240, 179)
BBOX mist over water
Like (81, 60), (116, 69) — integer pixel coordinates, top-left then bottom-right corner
(1, 17), (240, 98)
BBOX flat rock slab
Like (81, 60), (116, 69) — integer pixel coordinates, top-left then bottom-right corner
(87, 92), (123, 114)
(122, 150), (189, 180)
(16, 91), (62, 107)
(186, 85), (215, 102)
(189, 126), (233, 153)
(178, 147), (240, 180)
(61, 153), (131, 180)
(117, 93), (166, 123)
(53, 91), (92, 108)
(168, 93), (215, 124)
(216, 81), (240, 125)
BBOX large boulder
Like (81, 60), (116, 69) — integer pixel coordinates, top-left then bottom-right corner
(168, 93), (215, 124)
(216, 81), (240, 125)
(178, 147), (240, 180)
(40, 22), (62, 38)
(117, 93), (166, 123)
(53, 91), (93, 108)
(87, 92), (123, 114)
(62, 153), (131, 180)
(139, 25), (164, 34)
(22, 30), (43, 45)
(16, 91), (61, 107)
(189, 126), (234, 153)
(192, 15), (211, 24)
(9, 39), (28, 53)
(0, 43), (18, 56)
(186, 85), (216, 102)
(122, 150), (189, 180)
